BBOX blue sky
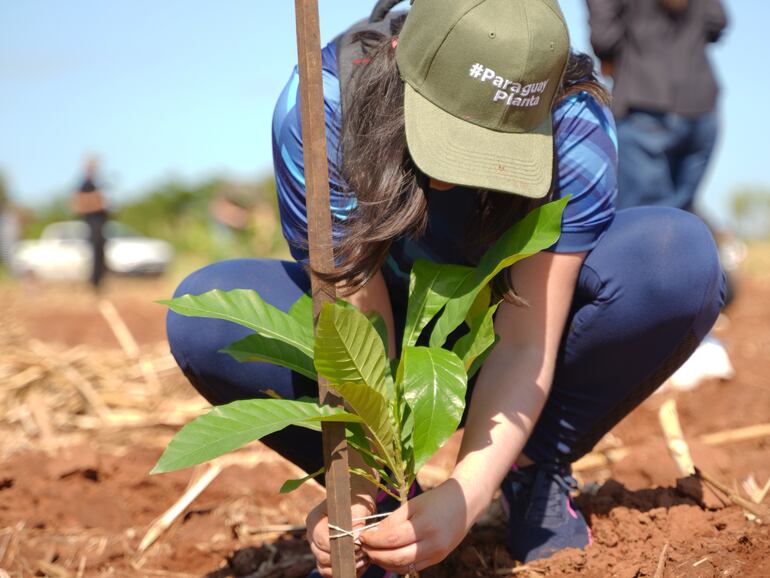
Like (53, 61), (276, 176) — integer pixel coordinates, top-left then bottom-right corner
(1, 1), (766, 226)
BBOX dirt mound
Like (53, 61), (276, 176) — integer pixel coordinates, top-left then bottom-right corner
(427, 481), (770, 578)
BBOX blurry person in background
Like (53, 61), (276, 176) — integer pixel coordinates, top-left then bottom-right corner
(0, 173), (21, 269)
(587, 0), (735, 390)
(72, 156), (109, 290)
(208, 183), (252, 260)
(587, 0), (727, 212)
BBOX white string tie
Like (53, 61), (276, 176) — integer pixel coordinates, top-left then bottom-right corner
(328, 512), (392, 540)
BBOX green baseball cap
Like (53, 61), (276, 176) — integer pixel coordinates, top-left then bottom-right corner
(396, 0), (570, 198)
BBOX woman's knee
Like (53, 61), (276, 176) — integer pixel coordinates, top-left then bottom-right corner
(591, 207), (724, 337)
(644, 209), (721, 308)
(166, 259), (313, 405)
(638, 208), (722, 334)
(173, 259), (249, 298)
(167, 260), (243, 359)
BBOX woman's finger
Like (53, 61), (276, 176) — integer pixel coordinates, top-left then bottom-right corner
(311, 541), (368, 569)
(310, 542), (332, 567)
(359, 505), (430, 550)
(312, 527), (331, 553)
(306, 501), (330, 549)
(365, 541), (448, 574)
(362, 540), (422, 570)
(308, 513), (332, 553)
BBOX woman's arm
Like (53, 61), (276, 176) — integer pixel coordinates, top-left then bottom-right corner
(451, 251), (586, 514)
(586, 0), (627, 61)
(704, 0), (728, 43)
(360, 251), (586, 573)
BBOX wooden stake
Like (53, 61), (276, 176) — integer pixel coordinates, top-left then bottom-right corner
(294, 1), (356, 577)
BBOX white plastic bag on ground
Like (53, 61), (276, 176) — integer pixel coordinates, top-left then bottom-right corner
(659, 334), (735, 393)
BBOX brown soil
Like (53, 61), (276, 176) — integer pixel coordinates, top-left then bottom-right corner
(4, 278), (170, 347)
(1, 264), (769, 577)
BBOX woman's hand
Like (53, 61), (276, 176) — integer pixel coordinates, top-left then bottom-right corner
(306, 495), (376, 578)
(359, 478), (489, 573)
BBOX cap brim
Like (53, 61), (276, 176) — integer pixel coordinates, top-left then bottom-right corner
(404, 84), (553, 198)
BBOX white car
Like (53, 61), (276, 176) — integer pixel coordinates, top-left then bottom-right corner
(11, 220), (174, 281)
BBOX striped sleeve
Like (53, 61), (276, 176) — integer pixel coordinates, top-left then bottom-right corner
(271, 41), (356, 263)
(547, 92), (618, 253)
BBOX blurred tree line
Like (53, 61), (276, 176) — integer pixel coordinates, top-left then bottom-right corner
(6, 171), (770, 266)
(730, 186), (770, 240)
(19, 174), (289, 261)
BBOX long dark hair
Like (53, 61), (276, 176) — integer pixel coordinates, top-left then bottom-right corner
(324, 16), (609, 301)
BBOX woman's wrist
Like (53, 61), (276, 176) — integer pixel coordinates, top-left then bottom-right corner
(449, 466), (497, 525)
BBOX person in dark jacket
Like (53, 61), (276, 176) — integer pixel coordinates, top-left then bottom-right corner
(587, 0), (728, 211)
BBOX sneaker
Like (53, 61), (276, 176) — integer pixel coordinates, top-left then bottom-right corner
(500, 463), (591, 562)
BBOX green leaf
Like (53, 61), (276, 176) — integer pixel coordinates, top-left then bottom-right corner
(315, 303), (399, 472)
(280, 467), (325, 494)
(452, 303), (500, 378)
(288, 293), (313, 325)
(223, 333), (317, 380)
(401, 261), (474, 350)
(366, 310), (389, 353)
(429, 198), (568, 347)
(428, 287), (476, 348)
(314, 303), (394, 401)
(152, 399), (361, 474)
(162, 289), (314, 357)
(288, 294), (388, 351)
(474, 196), (569, 287)
(467, 334), (500, 380)
(350, 468), (401, 501)
(333, 381), (399, 473)
(345, 423), (382, 470)
(465, 285), (491, 326)
(398, 347), (467, 472)
(399, 398), (415, 482)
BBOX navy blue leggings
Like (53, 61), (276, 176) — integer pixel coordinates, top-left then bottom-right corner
(167, 208), (724, 474)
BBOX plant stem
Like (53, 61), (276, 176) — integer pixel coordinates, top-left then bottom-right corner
(398, 482), (420, 578)
(399, 483), (410, 505)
